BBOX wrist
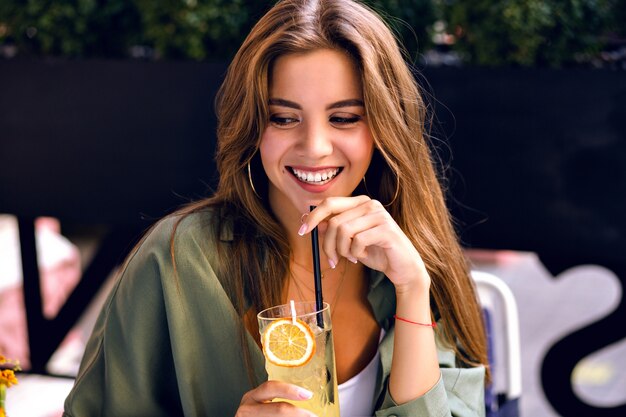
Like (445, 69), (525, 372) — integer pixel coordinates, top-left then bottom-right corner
(390, 260), (431, 297)
(395, 286), (431, 318)
(394, 314), (437, 328)
(394, 279), (430, 300)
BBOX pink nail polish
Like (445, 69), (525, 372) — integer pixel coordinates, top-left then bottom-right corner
(328, 258), (336, 269)
(298, 223), (308, 236)
(297, 387), (313, 400)
(347, 256), (358, 264)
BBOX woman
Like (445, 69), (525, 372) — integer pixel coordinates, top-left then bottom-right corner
(64, 1), (488, 416)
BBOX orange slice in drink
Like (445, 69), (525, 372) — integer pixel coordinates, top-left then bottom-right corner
(262, 318), (316, 367)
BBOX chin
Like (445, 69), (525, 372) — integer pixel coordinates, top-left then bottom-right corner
(297, 198), (321, 213)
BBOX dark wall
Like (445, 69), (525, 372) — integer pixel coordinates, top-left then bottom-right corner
(0, 59), (226, 225)
(422, 68), (626, 264)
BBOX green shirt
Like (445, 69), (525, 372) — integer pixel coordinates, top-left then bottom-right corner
(64, 208), (485, 416)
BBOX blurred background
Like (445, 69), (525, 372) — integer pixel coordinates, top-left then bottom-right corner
(1, 0), (625, 416)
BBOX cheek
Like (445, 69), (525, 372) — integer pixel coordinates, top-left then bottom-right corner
(258, 134), (273, 177)
(349, 132), (375, 168)
(259, 132), (276, 163)
(259, 132), (289, 176)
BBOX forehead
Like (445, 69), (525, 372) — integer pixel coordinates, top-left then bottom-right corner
(269, 49), (363, 101)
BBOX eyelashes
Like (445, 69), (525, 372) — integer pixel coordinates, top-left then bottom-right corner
(269, 114), (363, 129)
(269, 115), (300, 127)
(330, 115), (361, 125)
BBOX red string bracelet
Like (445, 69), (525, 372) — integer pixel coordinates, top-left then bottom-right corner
(393, 314), (437, 328)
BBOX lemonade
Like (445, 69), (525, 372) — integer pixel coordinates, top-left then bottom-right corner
(258, 302), (340, 416)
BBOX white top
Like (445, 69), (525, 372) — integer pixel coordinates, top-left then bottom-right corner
(337, 329), (385, 417)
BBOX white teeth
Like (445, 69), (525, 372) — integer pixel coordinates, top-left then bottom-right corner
(291, 168), (339, 184)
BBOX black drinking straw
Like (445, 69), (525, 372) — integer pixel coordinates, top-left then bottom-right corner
(310, 205), (324, 328)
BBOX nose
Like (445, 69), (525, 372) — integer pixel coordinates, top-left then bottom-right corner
(298, 118), (333, 158)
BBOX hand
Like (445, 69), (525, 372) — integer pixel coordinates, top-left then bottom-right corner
(300, 196), (430, 293)
(235, 380), (318, 417)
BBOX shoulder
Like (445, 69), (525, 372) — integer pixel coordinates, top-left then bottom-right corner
(113, 205), (232, 288)
(149, 205), (224, 244)
(136, 205), (233, 259)
(109, 205), (239, 309)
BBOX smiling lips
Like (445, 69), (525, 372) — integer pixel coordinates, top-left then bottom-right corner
(290, 167), (341, 185)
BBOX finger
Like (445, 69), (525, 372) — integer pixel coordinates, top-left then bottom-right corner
(349, 221), (396, 259)
(336, 213), (389, 262)
(298, 195), (371, 235)
(322, 200), (377, 264)
(328, 201), (389, 261)
(244, 380), (313, 404)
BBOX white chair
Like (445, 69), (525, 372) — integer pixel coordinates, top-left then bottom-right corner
(472, 270), (522, 417)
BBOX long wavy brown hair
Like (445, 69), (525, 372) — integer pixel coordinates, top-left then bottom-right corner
(172, 0), (488, 383)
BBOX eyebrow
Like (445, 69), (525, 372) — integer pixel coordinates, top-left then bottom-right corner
(268, 98), (365, 110)
(268, 98), (301, 109)
(326, 99), (365, 110)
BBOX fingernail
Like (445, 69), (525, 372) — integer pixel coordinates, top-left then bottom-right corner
(298, 223), (308, 236)
(347, 256), (358, 264)
(328, 258), (336, 269)
(296, 387), (313, 400)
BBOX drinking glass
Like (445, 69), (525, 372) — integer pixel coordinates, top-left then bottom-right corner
(257, 301), (340, 416)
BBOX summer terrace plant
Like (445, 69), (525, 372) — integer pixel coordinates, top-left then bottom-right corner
(0, 0), (255, 60)
(0, 356), (20, 417)
(442, 0), (616, 67)
(363, 0), (436, 59)
(0, 0), (436, 61)
(0, 0), (141, 58)
(0, 1), (623, 63)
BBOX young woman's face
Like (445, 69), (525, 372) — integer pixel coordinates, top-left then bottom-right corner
(259, 49), (374, 222)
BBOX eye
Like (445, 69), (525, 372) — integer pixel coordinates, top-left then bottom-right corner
(330, 113), (362, 127)
(269, 114), (300, 128)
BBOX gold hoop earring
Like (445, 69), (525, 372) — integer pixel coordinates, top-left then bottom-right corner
(387, 176), (400, 207)
(247, 161), (260, 199)
(362, 174), (400, 207)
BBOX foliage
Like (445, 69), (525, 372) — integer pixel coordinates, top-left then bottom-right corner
(442, 0), (616, 67)
(0, 0), (141, 58)
(133, 0), (252, 60)
(0, 0), (257, 60)
(0, 0), (435, 60)
(363, 0), (436, 61)
(0, 0), (622, 66)
(609, 0), (626, 37)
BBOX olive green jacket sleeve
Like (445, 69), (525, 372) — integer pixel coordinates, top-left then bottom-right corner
(64, 209), (485, 417)
(375, 330), (486, 417)
(64, 211), (266, 416)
